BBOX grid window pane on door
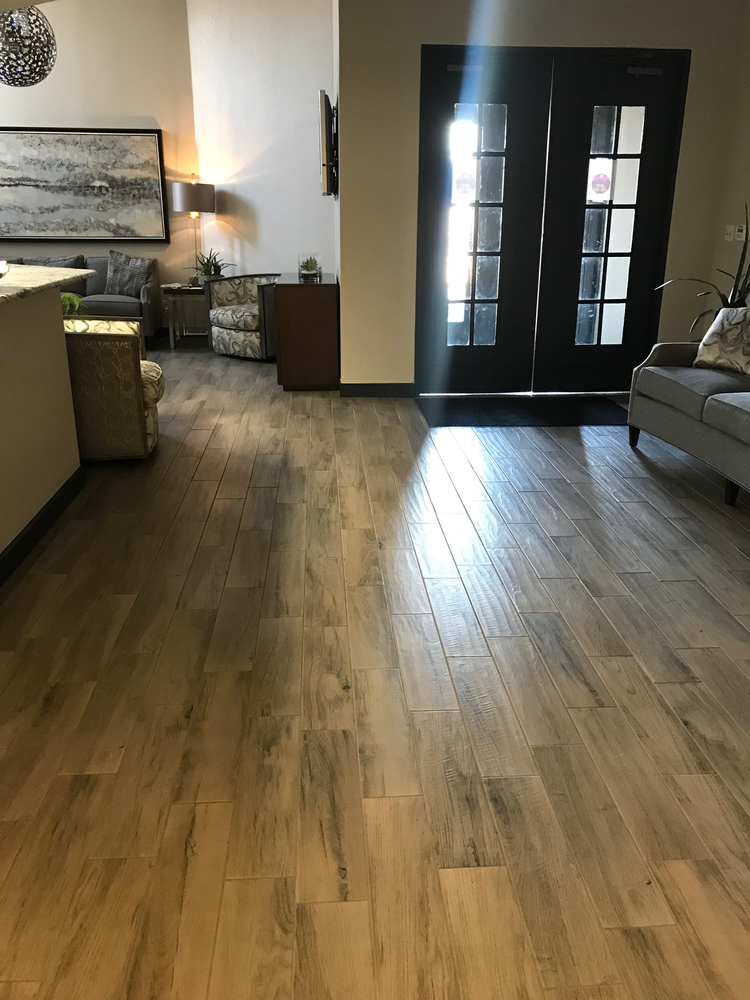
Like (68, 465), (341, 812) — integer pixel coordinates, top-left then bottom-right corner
(446, 102), (506, 347)
(575, 104), (644, 346)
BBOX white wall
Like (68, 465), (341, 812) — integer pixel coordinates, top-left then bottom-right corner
(337, 0), (750, 385)
(0, 0), (337, 285)
(0, 0), (198, 281)
(186, 0), (336, 276)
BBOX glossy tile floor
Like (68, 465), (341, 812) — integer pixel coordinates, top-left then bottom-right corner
(2, 347), (750, 999)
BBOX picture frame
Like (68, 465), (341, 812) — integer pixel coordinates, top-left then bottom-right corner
(0, 127), (170, 243)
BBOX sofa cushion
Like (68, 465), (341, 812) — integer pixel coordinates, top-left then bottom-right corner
(82, 294), (141, 318)
(22, 253), (85, 268)
(703, 392), (750, 446)
(21, 254), (86, 294)
(84, 257), (109, 295)
(636, 365), (750, 420)
(209, 304), (259, 332)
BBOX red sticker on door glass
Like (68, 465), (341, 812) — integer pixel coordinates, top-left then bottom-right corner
(456, 172), (476, 195)
(591, 173), (611, 195)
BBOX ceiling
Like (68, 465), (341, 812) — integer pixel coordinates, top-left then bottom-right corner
(0, 1), (56, 11)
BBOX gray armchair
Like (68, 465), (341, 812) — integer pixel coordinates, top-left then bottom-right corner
(204, 273), (279, 359)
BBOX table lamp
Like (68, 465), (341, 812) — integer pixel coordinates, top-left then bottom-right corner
(171, 173), (216, 276)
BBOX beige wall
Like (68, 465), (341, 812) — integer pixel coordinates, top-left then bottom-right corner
(186, 0), (336, 275)
(0, 290), (80, 551)
(337, 0), (750, 384)
(0, 0), (199, 281)
(710, 13), (750, 315)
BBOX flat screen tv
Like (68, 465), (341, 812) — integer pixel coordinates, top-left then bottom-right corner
(319, 90), (338, 197)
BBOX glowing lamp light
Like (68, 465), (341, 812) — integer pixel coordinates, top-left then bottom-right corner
(171, 173), (217, 271)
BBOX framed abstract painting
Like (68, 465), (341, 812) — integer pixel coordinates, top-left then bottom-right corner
(0, 127), (170, 242)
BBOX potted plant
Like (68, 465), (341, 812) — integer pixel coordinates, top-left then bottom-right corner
(658, 204), (750, 336)
(298, 253), (322, 283)
(61, 292), (87, 316)
(190, 248), (229, 286)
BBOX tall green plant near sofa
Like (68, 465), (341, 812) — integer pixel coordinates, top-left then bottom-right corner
(658, 204), (750, 334)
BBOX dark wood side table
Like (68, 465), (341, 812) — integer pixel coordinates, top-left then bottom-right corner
(273, 273), (339, 390)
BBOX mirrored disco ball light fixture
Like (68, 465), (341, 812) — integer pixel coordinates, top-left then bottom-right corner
(0, 6), (56, 87)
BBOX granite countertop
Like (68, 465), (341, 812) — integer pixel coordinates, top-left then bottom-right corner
(0, 263), (96, 305)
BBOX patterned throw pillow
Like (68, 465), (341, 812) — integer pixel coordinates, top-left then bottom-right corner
(694, 307), (750, 376)
(105, 250), (152, 297)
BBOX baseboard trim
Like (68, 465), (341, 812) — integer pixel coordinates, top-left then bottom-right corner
(339, 383), (416, 398)
(0, 466), (86, 586)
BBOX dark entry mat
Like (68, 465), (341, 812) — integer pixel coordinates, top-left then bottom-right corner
(417, 394), (628, 427)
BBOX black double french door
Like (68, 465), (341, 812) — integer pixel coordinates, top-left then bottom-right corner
(415, 46), (690, 394)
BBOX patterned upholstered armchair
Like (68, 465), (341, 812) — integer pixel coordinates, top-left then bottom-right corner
(204, 273), (279, 359)
(64, 319), (165, 461)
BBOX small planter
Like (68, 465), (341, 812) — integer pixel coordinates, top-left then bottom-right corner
(189, 248), (230, 288)
(299, 253), (322, 283)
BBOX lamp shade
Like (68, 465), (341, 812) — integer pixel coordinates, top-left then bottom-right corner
(172, 180), (216, 214)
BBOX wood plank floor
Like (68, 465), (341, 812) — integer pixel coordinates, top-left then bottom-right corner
(2, 346), (750, 997)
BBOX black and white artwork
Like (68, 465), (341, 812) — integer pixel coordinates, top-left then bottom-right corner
(0, 128), (169, 241)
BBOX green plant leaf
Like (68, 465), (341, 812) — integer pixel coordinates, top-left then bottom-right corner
(656, 277), (729, 309)
(193, 247), (228, 276)
(689, 308), (716, 335)
(657, 277), (725, 295)
(60, 292), (86, 316)
(730, 203), (750, 302)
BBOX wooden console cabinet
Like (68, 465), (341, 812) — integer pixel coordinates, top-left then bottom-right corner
(273, 273), (339, 390)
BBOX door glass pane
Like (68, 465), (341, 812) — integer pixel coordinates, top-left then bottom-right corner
(591, 106), (617, 154)
(601, 302), (626, 344)
(452, 159), (477, 204)
(448, 205), (475, 252)
(583, 208), (608, 252)
(447, 253), (472, 301)
(618, 106), (645, 154)
(479, 157), (505, 202)
(604, 256), (631, 299)
(447, 302), (470, 346)
(579, 256), (603, 300)
(477, 207), (502, 251)
(454, 103), (478, 125)
(450, 106), (478, 205)
(575, 303), (599, 345)
(476, 256), (500, 299)
(587, 158), (613, 203)
(473, 303), (497, 345)
(609, 209), (635, 252)
(481, 104), (507, 152)
(612, 159), (640, 204)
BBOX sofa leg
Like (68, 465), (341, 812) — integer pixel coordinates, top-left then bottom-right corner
(628, 425), (640, 448)
(725, 480), (740, 506)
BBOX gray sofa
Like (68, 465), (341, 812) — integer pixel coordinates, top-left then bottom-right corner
(629, 341), (750, 505)
(7, 254), (161, 343)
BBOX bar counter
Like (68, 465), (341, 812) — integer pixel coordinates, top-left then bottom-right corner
(0, 263), (95, 580)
